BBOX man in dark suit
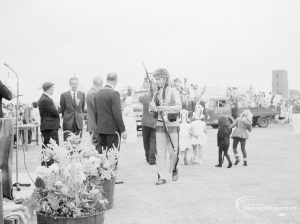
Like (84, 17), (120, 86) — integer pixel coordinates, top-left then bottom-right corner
(38, 82), (60, 166)
(94, 73), (127, 153)
(86, 76), (103, 134)
(0, 80), (14, 118)
(60, 77), (85, 141)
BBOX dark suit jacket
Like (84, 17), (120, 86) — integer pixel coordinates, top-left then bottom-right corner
(94, 85), (125, 134)
(38, 94), (60, 131)
(217, 125), (232, 147)
(86, 87), (99, 132)
(60, 91), (85, 130)
(0, 81), (13, 118)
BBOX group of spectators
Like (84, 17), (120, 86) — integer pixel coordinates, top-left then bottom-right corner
(2, 102), (40, 144)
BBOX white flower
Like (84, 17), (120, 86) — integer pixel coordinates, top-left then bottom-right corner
(89, 156), (100, 165)
(54, 181), (63, 187)
(34, 166), (49, 178)
(60, 185), (69, 195)
(64, 164), (71, 177)
(103, 161), (111, 169)
(48, 163), (60, 174)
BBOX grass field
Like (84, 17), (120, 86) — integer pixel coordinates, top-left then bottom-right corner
(12, 123), (300, 224)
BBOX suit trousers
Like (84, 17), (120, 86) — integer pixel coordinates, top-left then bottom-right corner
(96, 133), (120, 154)
(142, 126), (156, 164)
(41, 129), (59, 167)
(156, 127), (179, 180)
(63, 120), (82, 141)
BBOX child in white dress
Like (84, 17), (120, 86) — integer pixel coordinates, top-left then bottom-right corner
(189, 104), (207, 165)
(179, 109), (191, 165)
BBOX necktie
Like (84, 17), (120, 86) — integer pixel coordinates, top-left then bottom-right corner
(73, 92), (76, 104)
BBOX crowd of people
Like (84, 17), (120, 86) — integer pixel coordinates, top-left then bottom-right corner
(1, 69), (300, 186)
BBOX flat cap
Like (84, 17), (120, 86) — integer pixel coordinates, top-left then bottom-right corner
(42, 82), (54, 91)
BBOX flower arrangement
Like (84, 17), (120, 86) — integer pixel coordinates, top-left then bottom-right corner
(28, 133), (119, 218)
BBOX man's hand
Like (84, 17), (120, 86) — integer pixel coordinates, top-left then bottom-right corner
(121, 131), (127, 140)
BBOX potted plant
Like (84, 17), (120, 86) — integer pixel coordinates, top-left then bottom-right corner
(27, 133), (118, 223)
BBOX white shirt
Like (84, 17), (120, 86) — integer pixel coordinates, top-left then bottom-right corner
(70, 90), (78, 100)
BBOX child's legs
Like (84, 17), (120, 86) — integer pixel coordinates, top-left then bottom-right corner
(198, 145), (203, 159)
(232, 137), (240, 157)
(192, 144), (198, 161)
(240, 138), (247, 160)
(223, 145), (231, 163)
(218, 146), (223, 164)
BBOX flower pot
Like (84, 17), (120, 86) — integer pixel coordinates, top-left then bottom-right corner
(37, 211), (105, 224)
(100, 178), (116, 210)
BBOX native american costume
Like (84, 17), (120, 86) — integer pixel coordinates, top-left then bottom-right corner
(150, 68), (182, 184)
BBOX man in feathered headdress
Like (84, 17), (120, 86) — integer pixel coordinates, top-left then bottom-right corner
(149, 68), (182, 185)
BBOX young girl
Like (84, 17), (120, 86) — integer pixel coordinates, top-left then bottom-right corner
(230, 109), (253, 166)
(189, 105), (207, 165)
(179, 109), (191, 165)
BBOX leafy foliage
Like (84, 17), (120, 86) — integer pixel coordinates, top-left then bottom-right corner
(28, 132), (119, 217)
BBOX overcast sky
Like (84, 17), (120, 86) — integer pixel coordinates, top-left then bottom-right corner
(0, 0), (299, 103)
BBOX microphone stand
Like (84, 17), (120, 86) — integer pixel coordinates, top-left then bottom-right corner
(4, 63), (31, 191)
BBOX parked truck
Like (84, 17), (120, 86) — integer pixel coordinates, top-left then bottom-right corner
(204, 96), (278, 128)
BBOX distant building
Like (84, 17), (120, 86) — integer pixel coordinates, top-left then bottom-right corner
(272, 70), (289, 98)
(289, 89), (300, 99)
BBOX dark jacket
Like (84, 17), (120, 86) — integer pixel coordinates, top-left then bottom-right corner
(60, 91), (85, 130)
(139, 93), (157, 129)
(86, 87), (99, 132)
(0, 81), (13, 118)
(217, 117), (232, 147)
(94, 85), (125, 134)
(38, 93), (60, 131)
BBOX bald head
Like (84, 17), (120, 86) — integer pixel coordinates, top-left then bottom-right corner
(106, 72), (118, 87)
(93, 75), (103, 89)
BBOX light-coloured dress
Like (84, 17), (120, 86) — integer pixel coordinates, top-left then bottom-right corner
(179, 110), (191, 151)
(189, 120), (207, 146)
(122, 96), (137, 143)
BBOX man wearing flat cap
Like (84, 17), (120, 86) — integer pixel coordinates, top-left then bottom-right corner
(38, 82), (60, 166)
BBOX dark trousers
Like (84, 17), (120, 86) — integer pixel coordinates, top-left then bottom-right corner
(95, 133), (120, 154)
(218, 145), (231, 165)
(41, 129), (59, 167)
(63, 120), (82, 141)
(142, 126), (156, 164)
(232, 137), (247, 159)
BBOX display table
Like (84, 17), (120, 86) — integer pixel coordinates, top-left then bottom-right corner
(15, 123), (40, 150)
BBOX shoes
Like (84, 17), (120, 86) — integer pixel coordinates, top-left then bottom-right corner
(192, 162), (200, 165)
(243, 161), (247, 166)
(227, 162), (233, 168)
(172, 169), (179, 181)
(215, 164), (222, 167)
(234, 157), (240, 165)
(149, 162), (156, 165)
(155, 179), (167, 185)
